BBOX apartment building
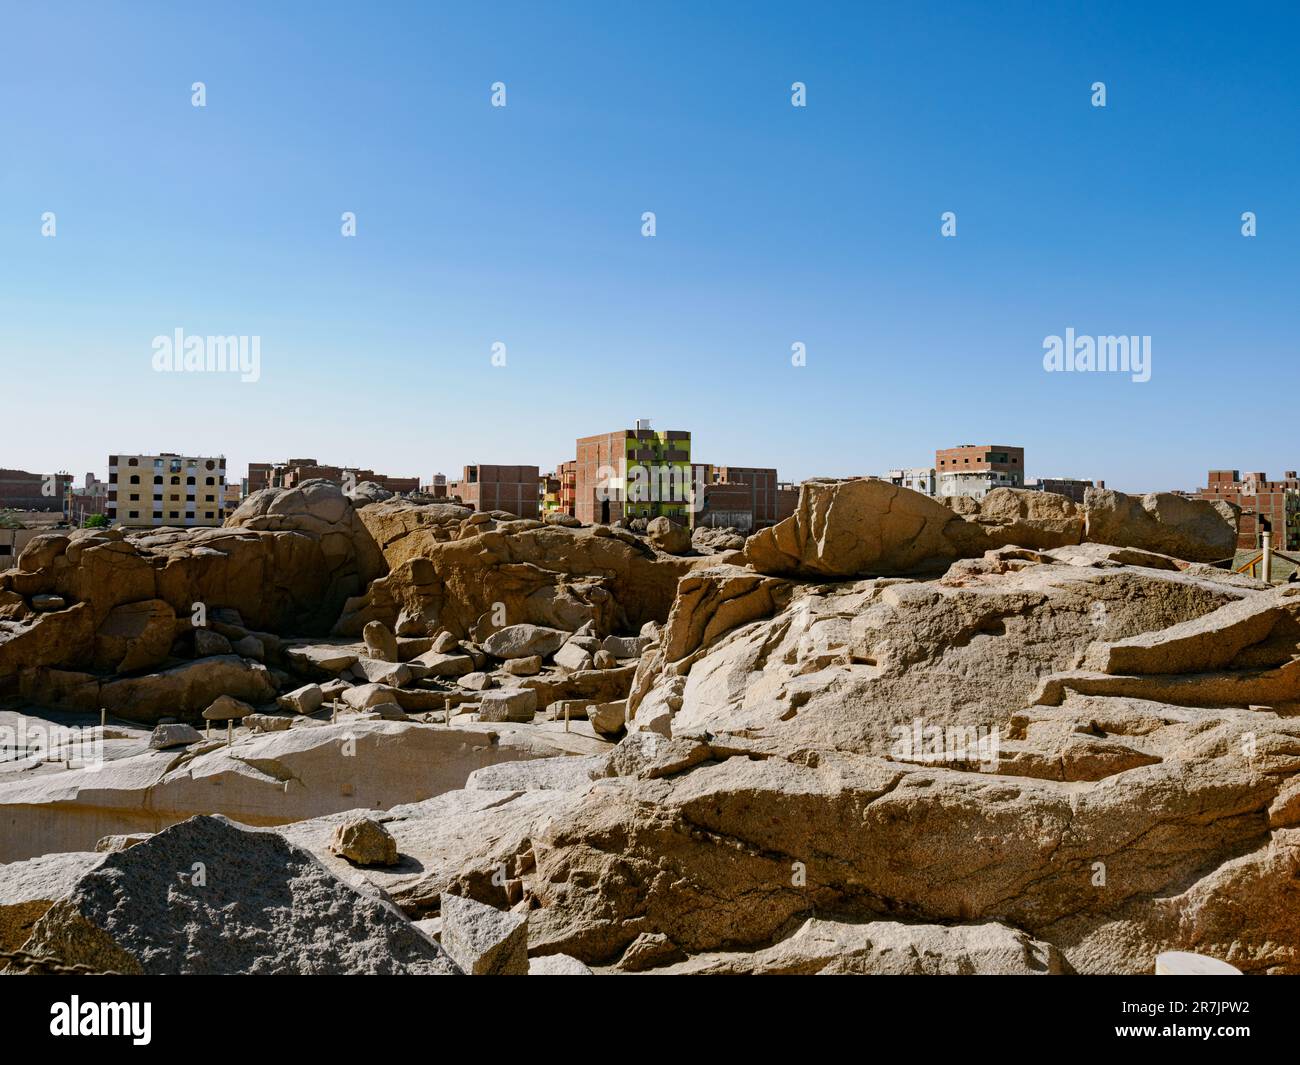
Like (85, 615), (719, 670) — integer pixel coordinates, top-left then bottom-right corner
(888, 467), (936, 496)
(448, 465), (540, 518)
(106, 453), (227, 528)
(1196, 470), (1300, 551)
(574, 421), (693, 526)
(935, 444), (1024, 500)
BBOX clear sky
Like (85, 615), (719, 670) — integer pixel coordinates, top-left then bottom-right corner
(1, 0), (1296, 493)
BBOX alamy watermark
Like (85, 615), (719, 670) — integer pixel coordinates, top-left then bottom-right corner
(1, 719), (104, 770)
(151, 328), (261, 383)
(890, 717), (1001, 771)
(1042, 328), (1150, 383)
(595, 463), (706, 513)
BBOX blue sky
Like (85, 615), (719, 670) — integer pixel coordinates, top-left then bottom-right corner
(1, 0), (1296, 493)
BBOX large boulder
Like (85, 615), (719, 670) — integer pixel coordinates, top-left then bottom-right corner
(743, 478), (970, 578)
(1083, 488), (1239, 563)
(12, 815), (457, 974)
(646, 517), (691, 555)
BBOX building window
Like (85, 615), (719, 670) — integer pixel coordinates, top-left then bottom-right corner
(204, 511), (214, 519)
(129, 475), (140, 484)
(130, 493), (139, 502)
(128, 458), (138, 467)
(205, 460), (215, 470)
(169, 511), (179, 519)
(171, 477), (180, 486)
(153, 476), (162, 485)
(129, 511), (139, 519)
(205, 477), (214, 486)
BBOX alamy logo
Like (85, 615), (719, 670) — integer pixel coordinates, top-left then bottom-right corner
(1042, 328), (1151, 382)
(890, 717), (1001, 771)
(151, 329), (261, 383)
(50, 997), (151, 1045)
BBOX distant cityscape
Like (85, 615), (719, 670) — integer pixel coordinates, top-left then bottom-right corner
(3, 425), (1297, 563)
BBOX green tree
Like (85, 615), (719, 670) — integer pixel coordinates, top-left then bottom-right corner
(83, 513), (110, 529)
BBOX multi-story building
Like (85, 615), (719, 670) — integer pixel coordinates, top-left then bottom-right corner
(776, 481), (800, 521)
(539, 471), (561, 513)
(1196, 470), (1300, 551)
(574, 421), (693, 526)
(888, 468), (936, 496)
(222, 483), (243, 514)
(935, 445), (1024, 500)
(0, 468), (73, 513)
(447, 465), (540, 518)
(557, 461), (577, 517)
(1026, 477), (1100, 504)
(693, 466), (782, 531)
(248, 459), (419, 495)
(106, 453), (227, 528)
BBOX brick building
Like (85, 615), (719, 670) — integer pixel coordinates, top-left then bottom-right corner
(776, 482), (800, 521)
(0, 468), (72, 513)
(935, 445), (1024, 500)
(693, 466), (782, 531)
(248, 459), (419, 495)
(1026, 477), (1101, 504)
(107, 453), (227, 528)
(557, 461), (577, 516)
(574, 422), (693, 526)
(1196, 470), (1300, 551)
(448, 465), (540, 518)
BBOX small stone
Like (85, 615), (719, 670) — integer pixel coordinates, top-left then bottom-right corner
(458, 671), (491, 691)
(232, 635), (265, 660)
(503, 655), (542, 676)
(529, 954), (594, 975)
(588, 700), (628, 737)
(593, 650), (616, 670)
(202, 695), (254, 721)
(554, 642), (594, 673)
(194, 628), (234, 657)
(329, 816), (399, 866)
(362, 620), (399, 662)
(244, 713), (292, 732)
(149, 723), (203, 750)
(278, 683), (324, 715)
(432, 631), (460, 654)
(478, 689), (538, 722)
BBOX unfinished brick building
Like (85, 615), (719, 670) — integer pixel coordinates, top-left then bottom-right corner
(448, 465), (540, 519)
(1196, 470), (1300, 551)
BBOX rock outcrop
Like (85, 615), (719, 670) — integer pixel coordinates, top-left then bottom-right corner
(11, 815), (457, 974)
(337, 501), (706, 639)
(742, 480), (1239, 579)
